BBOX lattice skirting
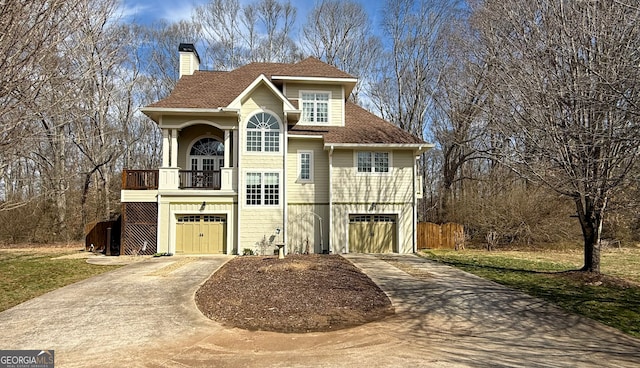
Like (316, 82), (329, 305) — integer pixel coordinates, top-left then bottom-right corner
(121, 203), (158, 255)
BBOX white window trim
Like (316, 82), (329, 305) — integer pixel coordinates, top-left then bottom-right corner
(243, 170), (283, 208)
(298, 90), (331, 125)
(244, 110), (283, 155)
(354, 151), (393, 176)
(297, 150), (314, 183)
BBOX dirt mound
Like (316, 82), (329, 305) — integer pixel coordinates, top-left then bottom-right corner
(195, 254), (394, 333)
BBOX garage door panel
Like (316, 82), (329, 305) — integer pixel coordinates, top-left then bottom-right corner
(176, 222), (199, 254)
(372, 223), (394, 253)
(202, 222), (225, 254)
(349, 215), (396, 253)
(349, 222), (369, 253)
(176, 215), (226, 254)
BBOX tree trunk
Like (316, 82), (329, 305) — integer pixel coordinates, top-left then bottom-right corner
(575, 196), (602, 273)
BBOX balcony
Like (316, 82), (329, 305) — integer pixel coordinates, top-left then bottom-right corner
(122, 170), (158, 190)
(122, 169), (228, 191)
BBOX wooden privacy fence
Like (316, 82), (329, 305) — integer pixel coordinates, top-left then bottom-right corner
(417, 222), (465, 250)
(85, 218), (121, 255)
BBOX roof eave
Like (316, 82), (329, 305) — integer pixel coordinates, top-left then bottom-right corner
(324, 143), (435, 155)
(140, 107), (240, 123)
(272, 76), (358, 96)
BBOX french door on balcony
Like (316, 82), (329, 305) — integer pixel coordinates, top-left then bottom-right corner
(187, 156), (224, 188)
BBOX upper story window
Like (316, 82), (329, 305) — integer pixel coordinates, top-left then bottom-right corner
(357, 152), (390, 173)
(246, 112), (280, 152)
(298, 150), (313, 183)
(301, 92), (329, 123)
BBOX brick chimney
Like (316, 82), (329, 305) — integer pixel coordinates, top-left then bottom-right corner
(178, 43), (200, 78)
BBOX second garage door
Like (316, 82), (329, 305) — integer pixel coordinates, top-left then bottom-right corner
(176, 215), (226, 254)
(349, 215), (397, 253)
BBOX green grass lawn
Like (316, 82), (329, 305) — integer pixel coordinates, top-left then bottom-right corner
(0, 249), (122, 312)
(420, 248), (640, 338)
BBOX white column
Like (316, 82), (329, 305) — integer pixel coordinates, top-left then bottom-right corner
(224, 130), (231, 168)
(233, 129), (239, 167)
(170, 129), (179, 168)
(161, 129), (170, 167)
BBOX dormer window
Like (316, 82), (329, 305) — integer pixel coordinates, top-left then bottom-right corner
(301, 91), (329, 123)
(246, 112), (280, 152)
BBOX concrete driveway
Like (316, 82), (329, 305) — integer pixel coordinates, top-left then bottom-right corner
(0, 254), (639, 367)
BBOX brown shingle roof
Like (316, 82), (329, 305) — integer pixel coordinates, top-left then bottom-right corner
(289, 102), (425, 145)
(278, 57), (355, 79)
(148, 57), (354, 109)
(147, 57), (423, 146)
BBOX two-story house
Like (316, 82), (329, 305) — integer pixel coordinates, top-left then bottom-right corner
(120, 43), (431, 256)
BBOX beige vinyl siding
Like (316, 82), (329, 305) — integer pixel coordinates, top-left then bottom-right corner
(238, 85), (286, 253)
(331, 203), (414, 254)
(239, 208), (284, 254)
(120, 190), (158, 203)
(158, 200), (170, 253)
(240, 85), (286, 169)
(284, 83), (343, 126)
(286, 138), (329, 203)
(331, 149), (415, 203)
(241, 84), (284, 118)
(287, 204), (329, 254)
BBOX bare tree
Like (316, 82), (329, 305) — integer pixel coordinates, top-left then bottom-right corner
(301, 0), (382, 102)
(194, 0), (242, 69)
(474, 0), (640, 272)
(371, 0), (463, 137)
(139, 20), (200, 99)
(0, 0), (83, 208)
(194, 0), (301, 69)
(430, 17), (491, 219)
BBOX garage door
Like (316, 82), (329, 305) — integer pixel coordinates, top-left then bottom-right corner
(349, 215), (397, 253)
(176, 215), (226, 254)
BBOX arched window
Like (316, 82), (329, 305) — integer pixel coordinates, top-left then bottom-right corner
(190, 137), (224, 156)
(246, 112), (280, 152)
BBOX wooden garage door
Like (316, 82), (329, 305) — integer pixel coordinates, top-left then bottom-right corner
(176, 215), (226, 254)
(349, 215), (396, 253)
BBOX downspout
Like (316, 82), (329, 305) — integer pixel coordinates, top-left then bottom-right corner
(412, 154), (418, 254)
(328, 145), (334, 254)
(236, 114), (242, 255)
(283, 112), (288, 254)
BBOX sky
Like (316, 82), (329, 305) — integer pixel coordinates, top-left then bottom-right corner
(121, 0), (386, 28)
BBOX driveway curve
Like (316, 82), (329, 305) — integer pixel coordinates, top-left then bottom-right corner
(0, 253), (639, 367)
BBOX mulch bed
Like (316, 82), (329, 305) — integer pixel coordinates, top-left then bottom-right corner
(195, 254), (394, 333)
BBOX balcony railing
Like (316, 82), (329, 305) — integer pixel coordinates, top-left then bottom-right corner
(179, 170), (221, 189)
(122, 169), (223, 190)
(122, 170), (159, 190)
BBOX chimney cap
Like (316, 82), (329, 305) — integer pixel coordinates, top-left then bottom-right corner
(178, 43), (200, 63)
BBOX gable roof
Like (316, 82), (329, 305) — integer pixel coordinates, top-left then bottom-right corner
(147, 57), (355, 110)
(227, 74), (297, 112)
(144, 57), (427, 150)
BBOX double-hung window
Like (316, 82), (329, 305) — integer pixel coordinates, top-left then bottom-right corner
(298, 151), (313, 182)
(357, 152), (390, 173)
(301, 92), (329, 123)
(245, 172), (280, 206)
